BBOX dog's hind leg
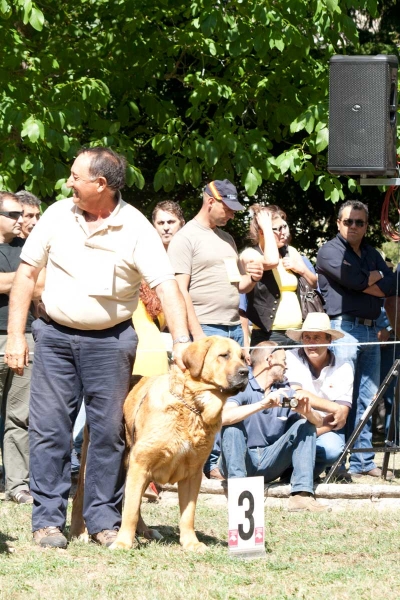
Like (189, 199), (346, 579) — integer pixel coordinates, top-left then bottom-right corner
(70, 426), (89, 541)
(110, 459), (149, 550)
(178, 470), (207, 552)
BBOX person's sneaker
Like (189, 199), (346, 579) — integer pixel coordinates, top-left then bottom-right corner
(12, 490), (33, 505)
(350, 467), (394, 480)
(90, 529), (118, 547)
(33, 527), (68, 548)
(203, 467), (225, 480)
(288, 493), (332, 513)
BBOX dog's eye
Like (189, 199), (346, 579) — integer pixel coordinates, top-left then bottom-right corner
(219, 353), (230, 359)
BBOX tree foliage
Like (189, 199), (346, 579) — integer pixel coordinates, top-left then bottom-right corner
(0, 0), (398, 251)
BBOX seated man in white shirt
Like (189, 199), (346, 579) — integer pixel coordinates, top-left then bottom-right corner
(285, 313), (354, 479)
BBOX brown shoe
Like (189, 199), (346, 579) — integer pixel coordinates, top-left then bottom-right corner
(203, 467), (225, 480)
(90, 529), (118, 547)
(351, 467), (394, 480)
(288, 493), (332, 513)
(12, 490), (33, 505)
(33, 527), (68, 548)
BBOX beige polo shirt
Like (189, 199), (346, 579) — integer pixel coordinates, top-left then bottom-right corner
(20, 197), (175, 330)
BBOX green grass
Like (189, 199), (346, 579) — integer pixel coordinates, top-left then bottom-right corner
(1, 497), (400, 600)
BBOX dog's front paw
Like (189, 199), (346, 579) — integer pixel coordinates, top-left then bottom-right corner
(182, 540), (207, 553)
(109, 540), (133, 551)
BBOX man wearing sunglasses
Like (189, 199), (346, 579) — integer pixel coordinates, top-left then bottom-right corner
(316, 200), (397, 479)
(0, 192), (43, 506)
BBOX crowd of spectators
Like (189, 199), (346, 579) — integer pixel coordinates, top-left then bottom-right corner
(1, 147), (399, 548)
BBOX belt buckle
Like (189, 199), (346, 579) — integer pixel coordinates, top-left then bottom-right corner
(365, 319), (373, 327)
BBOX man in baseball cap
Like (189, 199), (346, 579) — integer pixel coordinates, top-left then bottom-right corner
(168, 177), (262, 479)
(204, 179), (245, 212)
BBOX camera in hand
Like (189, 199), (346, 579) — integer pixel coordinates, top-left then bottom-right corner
(280, 394), (299, 409)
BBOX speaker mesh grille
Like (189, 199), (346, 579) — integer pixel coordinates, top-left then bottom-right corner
(329, 62), (389, 170)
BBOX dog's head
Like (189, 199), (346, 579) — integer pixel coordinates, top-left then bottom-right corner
(182, 336), (249, 393)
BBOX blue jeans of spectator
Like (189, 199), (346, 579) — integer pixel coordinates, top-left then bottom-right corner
(201, 323), (244, 474)
(29, 318), (137, 534)
(219, 419), (316, 495)
(200, 323), (244, 346)
(315, 430), (345, 478)
(380, 337), (400, 437)
(330, 319), (379, 474)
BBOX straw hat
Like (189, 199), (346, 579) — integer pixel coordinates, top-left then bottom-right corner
(286, 312), (344, 342)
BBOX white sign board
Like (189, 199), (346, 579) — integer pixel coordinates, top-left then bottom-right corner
(228, 476), (266, 559)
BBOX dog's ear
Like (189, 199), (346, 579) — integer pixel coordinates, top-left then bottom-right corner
(182, 337), (214, 378)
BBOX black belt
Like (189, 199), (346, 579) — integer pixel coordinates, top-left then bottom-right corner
(331, 314), (375, 327)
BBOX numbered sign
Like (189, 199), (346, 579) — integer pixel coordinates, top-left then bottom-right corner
(227, 476), (266, 559)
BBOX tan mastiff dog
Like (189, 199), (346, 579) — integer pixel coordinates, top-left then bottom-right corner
(71, 336), (249, 551)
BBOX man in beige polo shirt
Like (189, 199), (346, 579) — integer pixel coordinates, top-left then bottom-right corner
(5, 147), (190, 549)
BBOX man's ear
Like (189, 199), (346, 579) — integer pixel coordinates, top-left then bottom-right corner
(97, 176), (108, 192)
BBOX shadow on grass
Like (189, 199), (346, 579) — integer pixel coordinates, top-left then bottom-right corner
(143, 524), (226, 548)
(0, 531), (18, 554)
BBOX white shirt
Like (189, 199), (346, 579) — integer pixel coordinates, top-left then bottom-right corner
(285, 348), (353, 408)
(21, 197), (174, 330)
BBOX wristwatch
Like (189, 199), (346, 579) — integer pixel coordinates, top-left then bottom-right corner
(172, 335), (191, 345)
(378, 270), (384, 279)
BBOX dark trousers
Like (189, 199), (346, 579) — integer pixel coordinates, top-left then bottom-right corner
(29, 318), (137, 534)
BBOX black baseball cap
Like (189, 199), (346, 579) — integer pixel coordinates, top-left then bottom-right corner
(204, 179), (244, 211)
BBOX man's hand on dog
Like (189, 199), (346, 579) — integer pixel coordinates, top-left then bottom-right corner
(172, 341), (191, 371)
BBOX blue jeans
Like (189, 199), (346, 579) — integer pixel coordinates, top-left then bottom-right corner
(30, 318), (137, 534)
(201, 323), (244, 473)
(220, 419), (316, 494)
(380, 338), (400, 436)
(200, 323), (244, 346)
(315, 430), (345, 477)
(330, 319), (380, 474)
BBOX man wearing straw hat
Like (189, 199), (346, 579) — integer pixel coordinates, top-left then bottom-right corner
(219, 341), (331, 512)
(285, 313), (353, 478)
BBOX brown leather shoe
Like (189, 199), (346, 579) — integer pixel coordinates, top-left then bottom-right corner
(351, 467), (394, 479)
(203, 467), (225, 480)
(90, 529), (118, 547)
(288, 493), (332, 513)
(33, 527), (68, 548)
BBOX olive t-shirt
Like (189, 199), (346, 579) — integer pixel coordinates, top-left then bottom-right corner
(168, 219), (241, 325)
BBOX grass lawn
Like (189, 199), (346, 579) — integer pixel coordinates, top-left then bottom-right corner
(1, 495), (400, 600)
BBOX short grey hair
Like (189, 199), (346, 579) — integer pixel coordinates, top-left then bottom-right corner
(15, 190), (41, 208)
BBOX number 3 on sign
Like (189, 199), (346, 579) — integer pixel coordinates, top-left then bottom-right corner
(228, 476), (266, 559)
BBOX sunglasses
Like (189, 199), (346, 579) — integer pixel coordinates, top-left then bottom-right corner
(0, 210), (23, 220)
(272, 223), (288, 233)
(340, 218), (366, 228)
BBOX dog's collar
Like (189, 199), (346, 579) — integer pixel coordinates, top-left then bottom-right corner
(170, 389), (202, 416)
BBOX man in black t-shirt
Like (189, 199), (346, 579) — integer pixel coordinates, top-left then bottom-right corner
(0, 191), (42, 503)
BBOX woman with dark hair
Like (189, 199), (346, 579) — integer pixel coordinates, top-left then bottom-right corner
(240, 204), (317, 348)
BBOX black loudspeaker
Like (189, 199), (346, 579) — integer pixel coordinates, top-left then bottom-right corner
(328, 54), (398, 177)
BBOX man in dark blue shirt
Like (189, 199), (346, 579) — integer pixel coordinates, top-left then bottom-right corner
(316, 200), (396, 479)
(220, 341), (330, 512)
